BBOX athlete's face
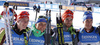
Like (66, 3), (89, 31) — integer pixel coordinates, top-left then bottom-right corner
(35, 22), (47, 32)
(83, 19), (93, 30)
(17, 17), (29, 31)
(64, 17), (73, 27)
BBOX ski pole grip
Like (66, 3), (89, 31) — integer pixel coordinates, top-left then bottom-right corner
(59, 5), (62, 9)
(13, 5), (15, 9)
(16, 5), (17, 10)
(46, 9), (48, 16)
(13, 5), (17, 10)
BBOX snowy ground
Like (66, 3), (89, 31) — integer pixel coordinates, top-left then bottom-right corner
(0, 6), (100, 29)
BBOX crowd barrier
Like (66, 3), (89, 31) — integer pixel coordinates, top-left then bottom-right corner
(0, 1), (100, 13)
(93, 7), (100, 13)
(0, 1), (5, 6)
(62, 5), (87, 11)
(0, 1), (29, 7)
(33, 3), (59, 9)
(8, 1), (29, 7)
(33, 3), (88, 11)
(63, 5), (100, 13)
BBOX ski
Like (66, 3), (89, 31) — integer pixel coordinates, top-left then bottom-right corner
(11, 5), (17, 26)
(59, 5), (64, 45)
(4, 7), (13, 45)
(3, 2), (15, 45)
(56, 5), (64, 45)
(45, 9), (51, 45)
(35, 8), (38, 21)
(56, 13), (62, 45)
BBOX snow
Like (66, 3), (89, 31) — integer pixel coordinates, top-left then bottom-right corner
(0, 6), (100, 29)
(73, 11), (84, 29)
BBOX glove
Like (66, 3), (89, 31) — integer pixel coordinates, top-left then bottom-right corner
(0, 15), (2, 19)
(97, 26), (100, 33)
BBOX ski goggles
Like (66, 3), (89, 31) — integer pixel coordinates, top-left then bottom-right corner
(35, 18), (47, 24)
(38, 16), (48, 20)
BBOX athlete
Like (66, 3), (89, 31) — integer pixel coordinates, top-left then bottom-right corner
(78, 14), (100, 45)
(53, 9), (78, 45)
(0, 11), (30, 45)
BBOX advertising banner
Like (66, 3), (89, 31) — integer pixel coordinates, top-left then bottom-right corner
(8, 1), (29, 7)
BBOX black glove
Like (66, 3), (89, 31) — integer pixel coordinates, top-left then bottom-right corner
(96, 26), (100, 33)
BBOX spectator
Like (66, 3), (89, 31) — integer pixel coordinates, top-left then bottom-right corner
(37, 4), (41, 13)
(33, 4), (37, 11)
(45, 1), (47, 4)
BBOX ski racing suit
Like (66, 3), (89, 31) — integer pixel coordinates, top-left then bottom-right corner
(78, 27), (100, 45)
(53, 25), (78, 45)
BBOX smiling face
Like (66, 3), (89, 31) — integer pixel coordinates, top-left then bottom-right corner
(83, 19), (93, 30)
(17, 17), (29, 31)
(35, 22), (47, 32)
(64, 17), (73, 28)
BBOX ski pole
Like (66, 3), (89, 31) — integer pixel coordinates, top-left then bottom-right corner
(45, 9), (51, 45)
(49, 10), (51, 35)
(35, 8), (38, 21)
(45, 9), (49, 45)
